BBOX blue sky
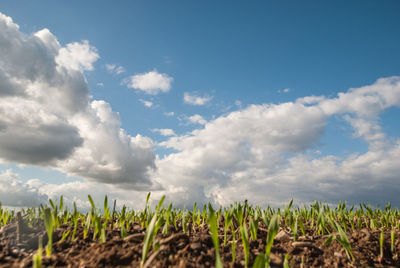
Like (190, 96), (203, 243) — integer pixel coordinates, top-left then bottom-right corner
(1, 1), (400, 208)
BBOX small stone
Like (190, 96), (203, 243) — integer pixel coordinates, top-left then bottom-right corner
(334, 252), (342, 258)
(190, 242), (202, 250)
(275, 230), (291, 242)
(292, 241), (313, 248)
(11, 248), (19, 256)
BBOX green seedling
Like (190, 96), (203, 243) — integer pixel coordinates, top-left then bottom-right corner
(249, 216), (258, 241)
(283, 253), (290, 268)
(252, 254), (266, 268)
(223, 209), (233, 246)
(83, 211), (92, 239)
(265, 214), (280, 267)
(208, 204), (223, 268)
(141, 212), (164, 267)
(379, 229), (384, 261)
(59, 230), (70, 243)
(33, 236), (43, 268)
(43, 208), (53, 257)
(231, 223), (236, 263)
(241, 220), (250, 268)
(335, 221), (354, 261)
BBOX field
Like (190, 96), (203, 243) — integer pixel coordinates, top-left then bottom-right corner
(1, 195), (400, 267)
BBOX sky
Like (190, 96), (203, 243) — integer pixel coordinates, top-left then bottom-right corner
(1, 0), (400, 209)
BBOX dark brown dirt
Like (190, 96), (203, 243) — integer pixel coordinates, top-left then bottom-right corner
(1, 215), (400, 267)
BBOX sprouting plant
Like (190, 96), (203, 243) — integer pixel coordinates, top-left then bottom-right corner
(223, 209), (233, 246)
(43, 208), (53, 257)
(252, 254), (266, 268)
(379, 229), (384, 261)
(241, 217), (250, 268)
(335, 221), (354, 261)
(208, 204), (223, 268)
(120, 223), (128, 239)
(162, 203), (172, 234)
(265, 214), (280, 267)
(290, 216), (298, 241)
(71, 213), (79, 241)
(141, 212), (164, 267)
(83, 210), (92, 239)
(298, 217), (306, 237)
(283, 253), (290, 268)
(231, 223), (236, 263)
(88, 194), (96, 213)
(59, 230), (70, 243)
(182, 210), (188, 234)
(32, 236), (43, 268)
(249, 216), (258, 241)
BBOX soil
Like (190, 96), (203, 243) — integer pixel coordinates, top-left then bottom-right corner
(1, 213), (400, 267)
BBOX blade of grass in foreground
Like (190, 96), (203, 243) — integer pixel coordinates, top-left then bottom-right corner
(43, 208), (53, 257)
(265, 214), (280, 267)
(141, 212), (164, 268)
(208, 204), (223, 268)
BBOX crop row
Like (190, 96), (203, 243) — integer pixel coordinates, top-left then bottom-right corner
(1, 195), (400, 267)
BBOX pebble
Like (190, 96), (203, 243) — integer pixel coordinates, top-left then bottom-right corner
(11, 248), (19, 256)
(190, 242), (202, 250)
(275, 230), (292, 242)
(292, 241), (313, 248)
(334, 252), (342, 258)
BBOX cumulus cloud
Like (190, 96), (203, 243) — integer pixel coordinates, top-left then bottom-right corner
(186, 114), (208, 125)
(183, 92), (212, 105)
(152, 128), (176, 137)
(0, 169), (47, 207)
(56, 40), (99, 71)
(126, 70), (173, 95)
(152, 77), (400, 208)
(0, 12), (156, 189)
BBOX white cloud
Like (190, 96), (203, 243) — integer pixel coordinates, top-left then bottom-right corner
(56, 40), (99, 71)
(187, 114), (207, 125)
(96, 82), (104, 87)
(139, 99), (153, 108)
(126, 70), (173, 95)
(152, 128), (176, 137)
(0, 169), (47, 207)
(278, 88), (290, 93)
(164, 112), (175, 117)
(183, 92), (212, 106)
(0, 12), (157, 189)
(106, 64), (125, 75)
(152, 77), (400, 207)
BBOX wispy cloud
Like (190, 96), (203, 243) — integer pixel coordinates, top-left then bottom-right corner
(278, 88), (290, 93)
(139, 99), (153, 108)
(105, 64), (125, 75)
(164, 111), (175, 117)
